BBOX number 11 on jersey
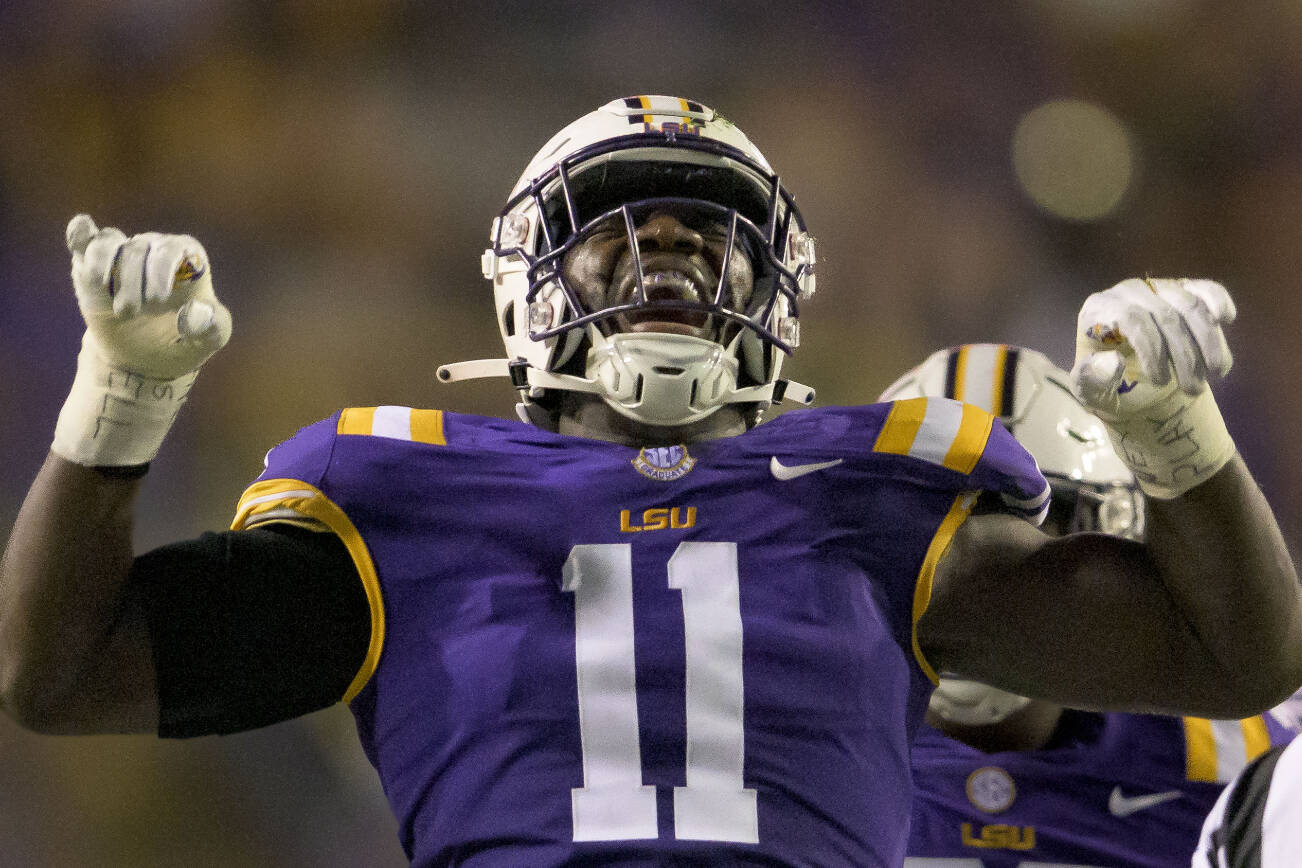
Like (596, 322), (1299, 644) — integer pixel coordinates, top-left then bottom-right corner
(563, 542), (759, 844)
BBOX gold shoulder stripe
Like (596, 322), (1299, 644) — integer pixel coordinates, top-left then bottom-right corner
(409, 409), (446, 445)
(942, 402), (995, 475)
(232, 478), (384, 703)
(338, 407), (377, 436)
(1184, 717), (1216, 782)
(1184, 716), (1275, 783)
(1242, 714), (1271, 762)
(336, 406), (446, 445)
(874, 397), (927, 456)
(875, 397), (994, 476)
(911, 491), (978, 684)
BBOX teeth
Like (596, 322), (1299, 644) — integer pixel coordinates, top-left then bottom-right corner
(642, 270), (700, 298)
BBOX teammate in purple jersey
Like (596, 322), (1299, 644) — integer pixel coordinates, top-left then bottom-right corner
(885, 345), (1300, 868)
(3, 96), (1301, 867)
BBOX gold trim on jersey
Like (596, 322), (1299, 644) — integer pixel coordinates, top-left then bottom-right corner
(874, 396), (927, 456)
(337, 406), (446, 445)
(1184, 715), (1274, 783)
(911, 491), (979, 684)
(338, 406), (378, 436)
(1243, 714), (1272, 759)
(231, 478), (385, 703)
(945, 403), (994, 475)
(874, 397), (995, 475)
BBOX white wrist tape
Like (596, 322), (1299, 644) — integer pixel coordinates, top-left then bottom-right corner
(52, 332), (198, 467)
(1098, 383), (1236, 500)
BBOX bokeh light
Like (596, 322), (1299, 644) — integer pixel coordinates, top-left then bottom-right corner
(1012, 99), (1136, 221)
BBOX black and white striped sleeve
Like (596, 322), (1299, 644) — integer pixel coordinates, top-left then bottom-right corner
(1194, 738), (1302, 868)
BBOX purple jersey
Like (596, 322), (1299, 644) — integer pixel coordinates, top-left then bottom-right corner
(232, 400), (1047, 867)
(906, 709), (1298, 868)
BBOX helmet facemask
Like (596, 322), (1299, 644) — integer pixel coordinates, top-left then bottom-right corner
(506, 137), (808, 359)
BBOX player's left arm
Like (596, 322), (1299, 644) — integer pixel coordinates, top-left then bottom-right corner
(919, 279), (1302, 719)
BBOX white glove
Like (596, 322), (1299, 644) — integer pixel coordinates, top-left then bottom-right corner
(1071, 277), (1236, 499)
(52, 214), (232, 467)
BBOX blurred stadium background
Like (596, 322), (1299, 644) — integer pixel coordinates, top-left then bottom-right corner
(1, 1), (1300, 864)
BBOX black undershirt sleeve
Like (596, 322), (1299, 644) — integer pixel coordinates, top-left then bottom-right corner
(130, 524), (371, 738)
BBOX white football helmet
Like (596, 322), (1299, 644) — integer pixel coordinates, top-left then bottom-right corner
(437, 95), (816, 428)
(880, 343), (1144, 726)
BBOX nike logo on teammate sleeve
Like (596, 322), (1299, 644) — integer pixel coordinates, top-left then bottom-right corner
(1107, 786), (1183, 817)
(769, 457), (844, 481)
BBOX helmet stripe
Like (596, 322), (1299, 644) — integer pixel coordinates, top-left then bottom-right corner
(985, 344), (1008, 415)
(998, 347), (1020, 418)
(943, 347), (961, 400)
(947, 344), (1014, 419)
(951, 345), (969, 401)
(623, 95), (653, 124)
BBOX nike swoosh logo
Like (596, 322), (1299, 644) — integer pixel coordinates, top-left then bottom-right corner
(1107, 786), (1183, 817)
(770, 457), (844, 481)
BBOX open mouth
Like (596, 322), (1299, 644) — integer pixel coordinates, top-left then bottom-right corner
(616, 268), (713, 333)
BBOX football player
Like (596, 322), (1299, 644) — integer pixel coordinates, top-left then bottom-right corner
(886, 344), (1298, 868)
(1, 96), (1299, 867)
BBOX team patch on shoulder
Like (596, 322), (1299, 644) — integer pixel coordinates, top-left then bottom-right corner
(632, 444), (696, 481)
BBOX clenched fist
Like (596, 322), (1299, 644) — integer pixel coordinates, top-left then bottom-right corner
(53, 215), (232, 467)
(1070, 278), (1237, 499)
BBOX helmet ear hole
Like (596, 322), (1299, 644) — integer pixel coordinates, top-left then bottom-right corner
(549, 328), (585, 370)
(502, 300), (516, 338)
(739, 330), (767, 386)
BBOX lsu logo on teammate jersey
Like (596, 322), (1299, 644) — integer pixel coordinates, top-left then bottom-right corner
(961, 822), (1036, 850)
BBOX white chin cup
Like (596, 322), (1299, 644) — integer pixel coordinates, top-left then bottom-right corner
(586, 331), (741, 427)
(929, 677), (1033, 727)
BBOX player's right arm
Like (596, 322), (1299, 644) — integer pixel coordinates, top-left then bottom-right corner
(0, 216), (228, 732)
(1, 217), (365, 736)
(0, 454), (155, 732)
